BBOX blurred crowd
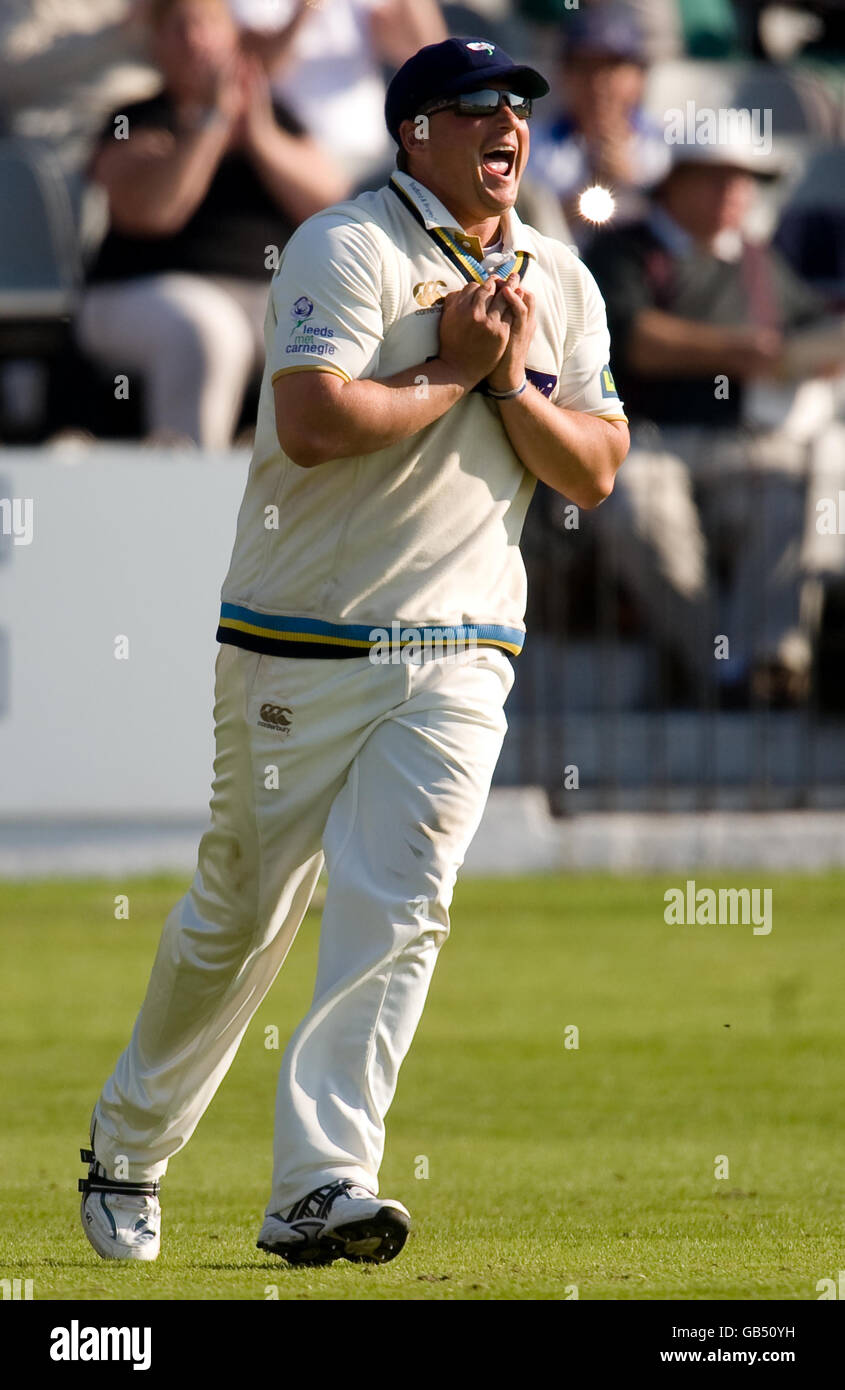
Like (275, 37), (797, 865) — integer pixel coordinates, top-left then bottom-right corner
(2, 0), (845, 710)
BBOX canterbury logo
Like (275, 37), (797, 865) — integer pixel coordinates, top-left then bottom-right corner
(413, 280), (448, 308)
(259, 703), (292, 734)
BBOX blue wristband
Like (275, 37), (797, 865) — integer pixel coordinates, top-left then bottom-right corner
(487, 377), (528, 400)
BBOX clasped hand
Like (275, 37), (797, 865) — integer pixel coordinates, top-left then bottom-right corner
(437, 274), (537, 396)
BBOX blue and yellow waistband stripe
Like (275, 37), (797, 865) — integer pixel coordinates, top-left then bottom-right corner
(217, 603), (525, 659)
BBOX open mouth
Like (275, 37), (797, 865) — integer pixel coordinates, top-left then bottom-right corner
(481, 146), (517, 179)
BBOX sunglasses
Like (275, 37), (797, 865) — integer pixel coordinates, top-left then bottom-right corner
(422, 89), (533, 120)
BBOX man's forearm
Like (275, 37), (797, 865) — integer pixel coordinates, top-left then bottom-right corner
(102, 118), (231, 236)
(248, 130), (349, 224)
(276, 357), (473, 467)
(627, 309), (750, 377)
(495, 384), (628, 507)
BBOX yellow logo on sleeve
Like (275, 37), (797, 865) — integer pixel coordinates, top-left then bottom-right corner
(600, 366), (618, 398)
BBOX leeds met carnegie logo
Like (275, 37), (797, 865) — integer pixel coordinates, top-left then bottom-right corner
(258, 703), (292, 736)
(289, 295), (314, 333)
(286, 294), (337, 357)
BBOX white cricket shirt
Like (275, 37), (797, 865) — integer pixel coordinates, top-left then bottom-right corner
(217, 171), (626, 659)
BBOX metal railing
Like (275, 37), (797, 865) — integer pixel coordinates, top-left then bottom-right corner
(495, 474), (845, 812)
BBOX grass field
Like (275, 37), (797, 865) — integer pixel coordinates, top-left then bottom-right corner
(1, 872), (843, 1301)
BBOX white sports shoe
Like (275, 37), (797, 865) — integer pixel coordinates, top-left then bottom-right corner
(257, 1180), (411, 1266)
(79, 1144), (161, 1261)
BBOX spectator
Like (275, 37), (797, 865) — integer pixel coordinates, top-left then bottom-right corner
(515, 0), (684, 63)
(76, 0), (347, 447)
(230, 0), (448, 188)
(584, 138), (845, 706)
(528, 4), (671, 252)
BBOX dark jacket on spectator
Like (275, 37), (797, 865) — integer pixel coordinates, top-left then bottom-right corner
(585, 212), (824, 426)
(89, 93), (304, 285)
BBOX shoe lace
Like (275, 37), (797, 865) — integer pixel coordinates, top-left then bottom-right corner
(283, 1179), (371, 1223)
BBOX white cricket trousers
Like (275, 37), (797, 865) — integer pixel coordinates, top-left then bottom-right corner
(92, 641), (513, 1213)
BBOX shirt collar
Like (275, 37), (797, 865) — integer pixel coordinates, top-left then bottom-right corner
(390, 170), (536, 262)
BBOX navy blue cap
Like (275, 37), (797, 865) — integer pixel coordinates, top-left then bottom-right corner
(385, 36), (549, 144)
(562, 5), (646, 63)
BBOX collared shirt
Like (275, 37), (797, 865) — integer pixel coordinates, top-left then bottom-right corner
(585, 210), (823, 428)
(388, 170), (536, 276)
(217, 172), (625, 660)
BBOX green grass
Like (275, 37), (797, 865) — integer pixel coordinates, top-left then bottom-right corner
(1, 872), (843, 1300)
